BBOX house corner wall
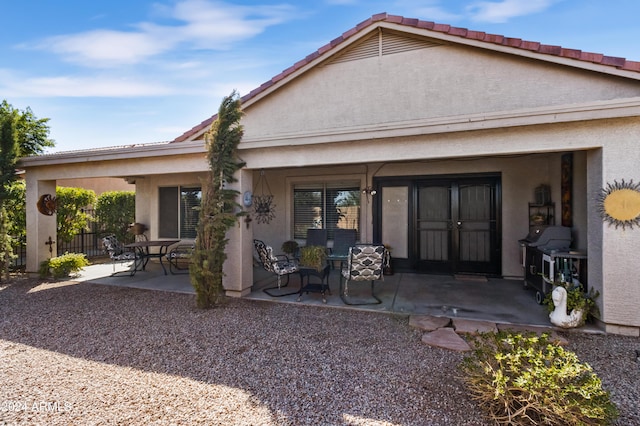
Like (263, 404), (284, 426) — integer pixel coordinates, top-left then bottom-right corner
(25, 178), (57, 273)
(223, 169), (254, 297)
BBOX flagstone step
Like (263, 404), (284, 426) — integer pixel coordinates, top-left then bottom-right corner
(410, 314), (570, 351)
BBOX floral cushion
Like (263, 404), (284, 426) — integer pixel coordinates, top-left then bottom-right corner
(102, 235), (137, 261)
(254, 239), (298, 275)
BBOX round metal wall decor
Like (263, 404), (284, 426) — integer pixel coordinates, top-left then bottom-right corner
(596, 179), (640, 229)
(36, 194), (57, 216)
(252, 170), (276, 224)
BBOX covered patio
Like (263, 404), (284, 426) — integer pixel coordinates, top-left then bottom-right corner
(75, 258), (553, 327)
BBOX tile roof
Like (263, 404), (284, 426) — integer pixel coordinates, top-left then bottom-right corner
(173, 12), (640, 143)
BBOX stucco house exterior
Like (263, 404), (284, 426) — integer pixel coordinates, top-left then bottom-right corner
(19, 13), (640, 335)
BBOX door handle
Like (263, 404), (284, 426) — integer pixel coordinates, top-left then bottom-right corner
(456, 221), (462, 229)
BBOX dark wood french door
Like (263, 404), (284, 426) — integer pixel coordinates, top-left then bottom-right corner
(374, 174), (501, 275)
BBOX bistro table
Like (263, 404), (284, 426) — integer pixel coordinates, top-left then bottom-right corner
(124, 240), (180, 276)
(297, 264), (331, 303)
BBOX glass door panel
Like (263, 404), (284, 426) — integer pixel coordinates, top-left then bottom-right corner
(381, 186), (408, 258)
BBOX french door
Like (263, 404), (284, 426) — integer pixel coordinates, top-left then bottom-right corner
(375, 175), (501, 275)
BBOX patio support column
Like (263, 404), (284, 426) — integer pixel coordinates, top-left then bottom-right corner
(25, 178), (57, 273)
(223, 168), (253, 297)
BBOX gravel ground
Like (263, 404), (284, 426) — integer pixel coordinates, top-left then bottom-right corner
(1, 276), (638, 425)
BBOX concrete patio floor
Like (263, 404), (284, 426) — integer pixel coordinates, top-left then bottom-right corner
(75, 259), (553, 327)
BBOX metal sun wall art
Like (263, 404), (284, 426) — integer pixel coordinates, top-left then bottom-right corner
(253, 170), (276, 224)
(597, 179), (640, 229)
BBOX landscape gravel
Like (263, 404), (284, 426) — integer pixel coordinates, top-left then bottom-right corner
(1, 276), (638, 425)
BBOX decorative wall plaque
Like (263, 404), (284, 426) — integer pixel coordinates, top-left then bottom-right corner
(36, 194), (57, 216)
(597, 179), (640, 229)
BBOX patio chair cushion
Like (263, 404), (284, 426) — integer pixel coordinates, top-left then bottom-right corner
(341, 245), (385, 281)
(102, 235), (136, 260)
(254, 239), (298, 275)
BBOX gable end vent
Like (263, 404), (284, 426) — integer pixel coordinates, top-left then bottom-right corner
(327, 29), (442, 66)
(382, 30), (441, 55)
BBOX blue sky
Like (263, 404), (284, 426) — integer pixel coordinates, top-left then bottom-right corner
(2, 0), (640, 153)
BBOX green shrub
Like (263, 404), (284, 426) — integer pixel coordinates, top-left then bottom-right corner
(39, 252), (89, 279)
(459, 331), (618, 425)
(95, 190), (135, 243)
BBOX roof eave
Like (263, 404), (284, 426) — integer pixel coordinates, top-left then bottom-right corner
(19, 140), (206, 169)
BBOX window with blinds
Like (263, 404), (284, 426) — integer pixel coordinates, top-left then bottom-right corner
(158, 186), (201, 239)
(293, 183), (360, 240)
(180, 187), (201, 238)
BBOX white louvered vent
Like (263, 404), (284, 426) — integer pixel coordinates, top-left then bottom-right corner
(382, 30), (441, 55)
(327, 29), (442, 65)
(329, 32), (379, 64)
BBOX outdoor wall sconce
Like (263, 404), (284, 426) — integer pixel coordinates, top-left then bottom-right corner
(596, 179), (640, 229)
(362, 187), (377, 203)
(362, 186), (377, 196)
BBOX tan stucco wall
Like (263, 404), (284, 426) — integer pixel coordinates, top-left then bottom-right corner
(242, 42), (640, 142)
(57, 177), (134, 194)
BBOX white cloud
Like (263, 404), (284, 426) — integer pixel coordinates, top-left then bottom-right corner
(45, 30), (172, 67)
(31, 0), (296, 68)
(0, 71), (174, 98)
(466, 0), (555, 23)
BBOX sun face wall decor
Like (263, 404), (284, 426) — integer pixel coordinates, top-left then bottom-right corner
(596, 179), (640, 229)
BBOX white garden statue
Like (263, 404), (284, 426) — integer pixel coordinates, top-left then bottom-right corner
(549, 286), (584, 328)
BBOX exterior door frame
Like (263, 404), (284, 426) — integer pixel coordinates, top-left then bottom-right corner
(373, 173), (502, 275)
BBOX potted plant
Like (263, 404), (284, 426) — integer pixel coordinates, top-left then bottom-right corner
(281, 240), (299, 257)
(299, 245), (327, 272)
(544, 282), (600, 328)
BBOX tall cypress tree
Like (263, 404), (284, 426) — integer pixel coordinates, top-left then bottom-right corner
(190, 91), (246, 308)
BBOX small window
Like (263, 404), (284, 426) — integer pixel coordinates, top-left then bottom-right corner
(159, 186), (201, 239)
(293, 183), (360, 240)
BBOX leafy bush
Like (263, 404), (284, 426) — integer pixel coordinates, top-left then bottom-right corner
(56, 186), (96, 244)
(95, 191), (135, 243)
(459, 331), (618, 425)
(39, 252), (89, 279)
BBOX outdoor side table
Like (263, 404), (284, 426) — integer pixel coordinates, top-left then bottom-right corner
(297, 264), (331, 303)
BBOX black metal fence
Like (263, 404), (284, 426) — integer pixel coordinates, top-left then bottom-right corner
(10, 208), (109, 271)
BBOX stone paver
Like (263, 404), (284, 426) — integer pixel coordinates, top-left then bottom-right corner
(421, 328), (471, 352)
(409, 315), (451, 331)
(452, 318), (498, 334)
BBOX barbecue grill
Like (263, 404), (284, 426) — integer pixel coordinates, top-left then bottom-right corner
(519, 226), (572, 304)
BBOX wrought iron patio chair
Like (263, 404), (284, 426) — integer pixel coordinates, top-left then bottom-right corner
(254, 239), (300, 297)
(340, 244), (385, 305)
(166, 243), (194, 274)
(101, 235), (138, 275)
